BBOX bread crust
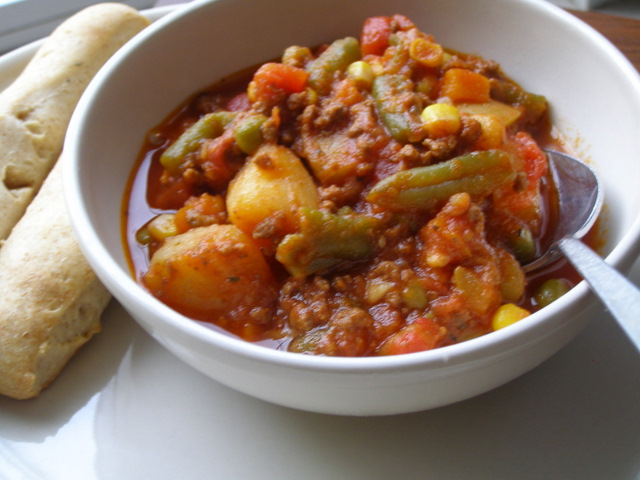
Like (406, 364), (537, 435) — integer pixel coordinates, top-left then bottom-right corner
(0, 3), (150, 399)
(0, 2), (149, 240)
(0, 161), (111, 399)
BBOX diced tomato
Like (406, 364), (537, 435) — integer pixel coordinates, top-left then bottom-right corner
(378, 317), (446, 355)
(361, 16), (392, 56)
(199, 135), (241, 190)
(492, 132), (548, 227)
(250, 63), (308, 103)
(147, 156), (195, 210)
(513, 131), (547, 182)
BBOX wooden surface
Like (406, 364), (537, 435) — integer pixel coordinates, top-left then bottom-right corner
(572, 10), (640, 71)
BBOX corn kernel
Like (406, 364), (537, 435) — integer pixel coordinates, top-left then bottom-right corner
(305, 87), (318, 105)
(281, 45), (312, 68)
(347, 61), (374, 90)
(421, 103), (461, 138)
(491, 303), (530, 331)
(368, 58), (385, 76)
(247, 80), (258, 103)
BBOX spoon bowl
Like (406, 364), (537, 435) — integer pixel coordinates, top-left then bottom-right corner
(525, 150), (640, 350)
(523, 150), (603, 273)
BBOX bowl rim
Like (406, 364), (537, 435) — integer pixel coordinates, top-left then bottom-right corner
(63, 0), (640, 374)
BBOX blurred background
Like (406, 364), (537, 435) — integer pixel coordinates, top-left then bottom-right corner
(0, 0), (639, 54)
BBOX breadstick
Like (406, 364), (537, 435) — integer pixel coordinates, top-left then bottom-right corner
(0, 2), (149, 241)
(0, 161), (111, 399)
(0, 3), (149, 399)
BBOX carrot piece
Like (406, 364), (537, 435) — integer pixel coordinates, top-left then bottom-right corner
(361, 16), (392, 56)
(409, 38), (444, 68)
(249, 63), (308, 103)
(378, 317), (446, 355)
(440, 68), (491, 103)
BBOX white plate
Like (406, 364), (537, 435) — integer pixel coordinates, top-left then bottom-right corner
(1, 5), (640, 480)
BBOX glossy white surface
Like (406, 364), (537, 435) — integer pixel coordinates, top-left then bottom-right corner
(60, 0), (640, 415)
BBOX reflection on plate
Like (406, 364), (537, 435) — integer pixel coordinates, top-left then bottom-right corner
(1, 6), (640, 480)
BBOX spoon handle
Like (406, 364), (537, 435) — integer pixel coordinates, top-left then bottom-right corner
(558, 236), (640, 350)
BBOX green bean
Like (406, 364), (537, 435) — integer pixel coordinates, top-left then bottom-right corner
(306, 37), (361, 94)
(366, 150), (517, 211)
(234, 114), (267, 155)
(534, 278), (571, 309)
(159, 111), (235, 174)
(371, 74), (424, 143)
(275, 207), (381, 278)
(489, 79), (547, 123)
(382, 38), (411, 75)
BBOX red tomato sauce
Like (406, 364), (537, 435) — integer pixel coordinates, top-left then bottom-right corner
(123, 14), (592, 356)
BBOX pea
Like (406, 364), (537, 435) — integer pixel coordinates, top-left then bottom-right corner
(402, 281), (428, 310)
(234, 114), (267, 155)
(511, 227), (536, 263)
(135, 227), (152, 245)
(534, 278), (571, 309)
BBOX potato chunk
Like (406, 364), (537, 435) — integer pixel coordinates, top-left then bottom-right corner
(226, 144), (318, 242)
(143, 224), (277, 327)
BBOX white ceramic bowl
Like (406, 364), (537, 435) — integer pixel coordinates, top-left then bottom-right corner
(64, 0), (640, 415)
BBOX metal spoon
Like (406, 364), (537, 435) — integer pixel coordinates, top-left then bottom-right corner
(522, 150), (640, 350)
